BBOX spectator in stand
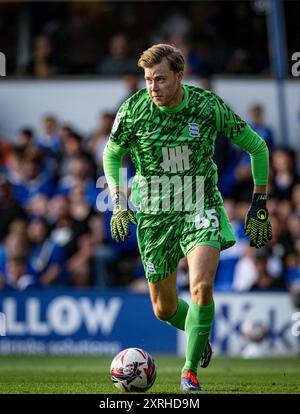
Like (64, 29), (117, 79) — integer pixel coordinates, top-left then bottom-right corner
(0, 175), (27, 242)
(89, 214), (116, 287)
(287, 210), (300, 246)
(66, 232), (93, 287)
(58, 125), (75, 143)
(48, 195), (72, 241)
(167, 34), (208, 78)
(276, 199), (293, 223)
(37, 115), (62, 155)
(270, 148), (299, 200)
(249, 104), (274, 150)
(230, 153), (253, 202)
(68, 182), (99, 250)
(48, 195), (90, 263)
(19, 35), (60, 78)
(46, 193), (93, 288)
(27, 217), (65, 287)
(15, 128), (35, 148)
(116, 71), (141, 110)
(122, 72), (140, 99)
(285, 239), (300, 308)
(250, 247), (285, 291)
(0, 228), (30, 290)
(5, 145), (24, 185)
(233, 244), (285, 292)
(0, 138), (13, 174)
(26, 193), (49, 220)
(96, 33), (137, 75)
(232, 245), (257, 291)
(260, 210), (293, 280)
(292, 183), (300, 216)
(267, 212), (293, 274)
(88, 112), (115, 174)
(59, 130), (97, 179)
(226, 48), (250, 75)
(58, 156), (98, 207)
(68, 182), (96, 222)
(288, 186), (300, 296)
(156, 9), (191, 40)
(9, 146), (55, 209)
(68, 187), (112, 287)
(4, 257), (35, 291)
(7, 219), (28, 237)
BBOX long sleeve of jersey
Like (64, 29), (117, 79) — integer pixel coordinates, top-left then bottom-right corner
(214, 94), (269, 186)
(232, 125), (269, 185)
(103, 99), (133, 192)
(103, 139), (128, 192)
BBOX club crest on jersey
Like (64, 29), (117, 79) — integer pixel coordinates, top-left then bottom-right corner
(188, 123), (200, 138)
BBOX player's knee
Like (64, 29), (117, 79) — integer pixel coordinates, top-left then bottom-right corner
(152, 304), (175, 322)
(190, 280), (213, 303)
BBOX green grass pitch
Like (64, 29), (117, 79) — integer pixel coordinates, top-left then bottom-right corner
(0, 355), (299, 394)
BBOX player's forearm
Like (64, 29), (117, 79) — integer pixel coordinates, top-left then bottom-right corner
(103, 140), (128, 195)
(234, 125), (269, 186)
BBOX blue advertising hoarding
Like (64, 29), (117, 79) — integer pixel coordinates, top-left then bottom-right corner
(0, 290), (176, 355)
(0, 290), (298, 356)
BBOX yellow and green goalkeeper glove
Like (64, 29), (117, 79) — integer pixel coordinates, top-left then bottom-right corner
(110, 192), (137, 242)
(244, 193), (272, 248)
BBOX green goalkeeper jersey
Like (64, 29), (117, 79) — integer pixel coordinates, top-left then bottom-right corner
(104, 84), (269, 214)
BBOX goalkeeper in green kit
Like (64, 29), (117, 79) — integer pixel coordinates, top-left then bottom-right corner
(103, 44), (272, 391)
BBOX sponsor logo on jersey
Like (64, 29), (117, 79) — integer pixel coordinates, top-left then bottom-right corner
(146, 262), (156, 274)
(160, 145), (192, 173)
(188, 123), (200, 138)
(112, 113), (120, 133)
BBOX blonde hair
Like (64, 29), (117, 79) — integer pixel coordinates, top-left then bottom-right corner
(138, 44), (184, 73)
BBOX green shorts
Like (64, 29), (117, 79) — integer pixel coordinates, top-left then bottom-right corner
(136, 206), (236, 283)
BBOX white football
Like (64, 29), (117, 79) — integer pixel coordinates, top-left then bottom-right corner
(110, 348), (156, 392)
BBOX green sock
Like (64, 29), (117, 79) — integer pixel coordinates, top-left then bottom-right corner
(182, 300), (215, 375)
(166, 298), (189, 331)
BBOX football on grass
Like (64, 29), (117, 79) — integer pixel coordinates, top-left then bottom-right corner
(110, 348), (156, 392)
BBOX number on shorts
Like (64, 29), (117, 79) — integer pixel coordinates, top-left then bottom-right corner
(195, 208), (219, 230)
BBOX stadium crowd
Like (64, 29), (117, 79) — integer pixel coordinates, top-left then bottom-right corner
(0, 90), (299, 293)
(3, 1), (273, 77)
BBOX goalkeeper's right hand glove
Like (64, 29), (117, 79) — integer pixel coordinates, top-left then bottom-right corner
(110, 192), (137, 243)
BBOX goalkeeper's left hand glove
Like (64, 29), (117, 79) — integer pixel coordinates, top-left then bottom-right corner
(110, 192), (137, 243)
(244, 193), (272, 248)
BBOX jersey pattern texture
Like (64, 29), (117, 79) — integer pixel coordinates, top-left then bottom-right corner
(110, 85), (247, 214)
